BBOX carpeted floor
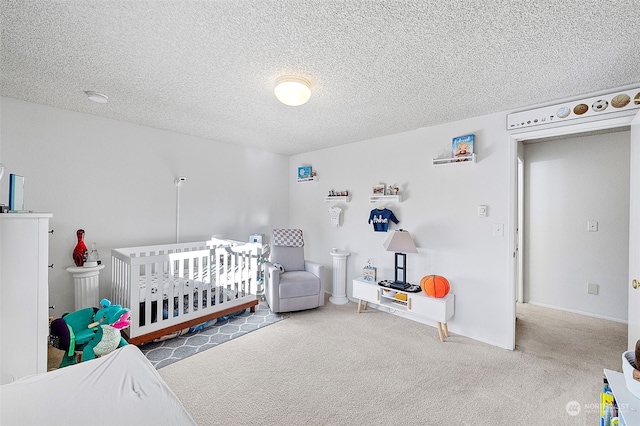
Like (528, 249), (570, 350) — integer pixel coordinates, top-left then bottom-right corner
(158, 298), (627, 426)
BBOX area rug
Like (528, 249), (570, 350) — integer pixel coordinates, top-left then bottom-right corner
(140, 302), (284, 369)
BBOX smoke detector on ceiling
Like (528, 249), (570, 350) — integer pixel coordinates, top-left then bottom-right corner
(84, 91), (108, 104)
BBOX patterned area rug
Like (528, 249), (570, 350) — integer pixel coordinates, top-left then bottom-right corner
(140, 302), (284, 369)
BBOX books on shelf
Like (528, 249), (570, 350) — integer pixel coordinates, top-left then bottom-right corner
(452, 134), (474, 162)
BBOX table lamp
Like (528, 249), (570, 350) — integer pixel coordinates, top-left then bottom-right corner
(383, 229), (418, 289)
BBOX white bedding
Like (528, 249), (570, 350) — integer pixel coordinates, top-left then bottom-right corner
(0, 345), (195, 426)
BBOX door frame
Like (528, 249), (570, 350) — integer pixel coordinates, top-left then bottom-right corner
(507, 113), (637, 350)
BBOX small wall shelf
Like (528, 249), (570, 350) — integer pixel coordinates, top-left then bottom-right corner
(369, 194), (402, 204)
(325, 195), (350, 203)
(432, 153), (476, 165)
(297, 176), (318, 183)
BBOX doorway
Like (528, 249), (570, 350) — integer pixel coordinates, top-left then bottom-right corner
(508, 113), (637, 350)
(515, 130), (630, 345)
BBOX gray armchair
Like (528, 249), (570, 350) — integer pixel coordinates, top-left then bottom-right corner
(265, 229), (325, 313)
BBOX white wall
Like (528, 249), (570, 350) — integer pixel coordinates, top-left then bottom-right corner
(523, 131), (630, 321)
(0, 98), (290, 316)
(289, 111), (515, 349)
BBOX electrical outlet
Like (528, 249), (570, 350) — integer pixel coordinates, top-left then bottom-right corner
(588, 283), (598, 295)
(587, 221), (598, 232)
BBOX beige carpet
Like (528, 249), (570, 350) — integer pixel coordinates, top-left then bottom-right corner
(156, 299), (626, 425)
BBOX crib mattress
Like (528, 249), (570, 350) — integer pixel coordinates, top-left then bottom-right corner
(137, 271), (242, 303)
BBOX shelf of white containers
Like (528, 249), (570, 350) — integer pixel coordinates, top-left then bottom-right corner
(432, 153), (476, 165)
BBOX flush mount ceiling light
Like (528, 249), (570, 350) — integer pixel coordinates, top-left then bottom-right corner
(274, 76), (311, 106)
(84, 91), (108, 104)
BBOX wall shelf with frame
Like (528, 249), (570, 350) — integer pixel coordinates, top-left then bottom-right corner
(432, 153), (476, 165)
(369, 194), (402, 204)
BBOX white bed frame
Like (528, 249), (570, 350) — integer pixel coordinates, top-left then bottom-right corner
(111, 238), (263, 345)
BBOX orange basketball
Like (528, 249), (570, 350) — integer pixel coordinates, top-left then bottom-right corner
(420, 275), (450, 298)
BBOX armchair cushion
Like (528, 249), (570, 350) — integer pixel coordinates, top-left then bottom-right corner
(278, 271), (321, 299)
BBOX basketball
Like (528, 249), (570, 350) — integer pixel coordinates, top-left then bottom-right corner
(420, 275), (450, 298)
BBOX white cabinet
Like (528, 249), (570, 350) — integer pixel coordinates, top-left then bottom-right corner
(0, 213), (52, 384)
(353, 278), (454, 341)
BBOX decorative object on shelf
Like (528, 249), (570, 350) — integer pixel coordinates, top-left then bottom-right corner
(362, 259), (377, 282)
(368, 207), (399, 232)
(297, 165), (316, 182)
(421, 275), (450, 298)
(8, 174), (25, 211)
(383, 229), (418, 289)
(386, 185), (399, 195)
(84, 242), (100, 267)
(372, 183), (385, 195)
(73, 229), (87, 267)
(325, 192), (350, 203)
(506, 86), (640, 130)
(452, 134), (475, 162)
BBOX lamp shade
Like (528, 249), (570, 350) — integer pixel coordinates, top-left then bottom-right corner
(274, 76), (311, 106)
(383, 230), (418, 253)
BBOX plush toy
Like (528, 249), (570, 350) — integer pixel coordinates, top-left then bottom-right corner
(82, 299), (130, 360)
(49, 299), (130, 368)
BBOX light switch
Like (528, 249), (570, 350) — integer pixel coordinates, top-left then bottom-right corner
(478, 205), (487, 218)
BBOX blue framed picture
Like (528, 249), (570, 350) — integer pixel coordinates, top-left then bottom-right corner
(298, 166), (312, 180)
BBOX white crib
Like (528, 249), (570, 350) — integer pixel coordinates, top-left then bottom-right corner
(111, 238), (263, 345)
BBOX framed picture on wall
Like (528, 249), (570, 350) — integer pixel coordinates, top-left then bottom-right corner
(452, 134), (474, 161)
(9, 174), (25, 211)
(298, 166), (312, 180)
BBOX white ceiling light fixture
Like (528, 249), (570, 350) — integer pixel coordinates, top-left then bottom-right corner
(274, 75), (311, 106)
(84, 90), (108, 104)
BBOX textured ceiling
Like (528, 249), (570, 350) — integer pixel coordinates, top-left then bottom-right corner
(1, 1), (639, 155)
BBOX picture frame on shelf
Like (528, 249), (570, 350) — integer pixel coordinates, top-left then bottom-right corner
(452, 134), (474, 162)
(373, 183), (385, 195)
(9, 173), (25, 212)
(298, 166), (312, 180)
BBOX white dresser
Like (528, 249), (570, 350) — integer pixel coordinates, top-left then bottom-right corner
(0, 213), (52, 384)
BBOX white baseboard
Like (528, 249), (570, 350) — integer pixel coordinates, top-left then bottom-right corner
(525, 301), (628, 324)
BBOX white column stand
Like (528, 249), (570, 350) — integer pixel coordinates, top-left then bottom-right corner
(329, 249), (350, 305)
(66, 264), (105, 310)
